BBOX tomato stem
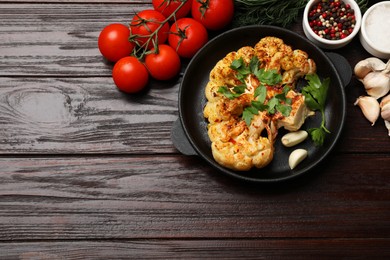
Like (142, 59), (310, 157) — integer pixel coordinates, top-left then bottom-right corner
(129, 0), (189, 59)
(196, 0), (209, 18)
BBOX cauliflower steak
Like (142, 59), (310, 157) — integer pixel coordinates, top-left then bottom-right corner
(203, 37), (316, 171)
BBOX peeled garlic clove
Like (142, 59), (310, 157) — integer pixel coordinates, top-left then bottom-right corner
(354, 57), (387, 79)
(289, 149), (308, 170)
(354, 96), (380, 126)
(361, 72), (390, 99)
(281, 130), (308, 147)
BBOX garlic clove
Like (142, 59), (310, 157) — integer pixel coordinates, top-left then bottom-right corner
(361, 72), (390, 99)
(384, 59), (390, 74)
(385, 121), (390, 137)
(380, 95), (390, 121)
(288, 149), (308, 170)
(354, 96), (381, 126)
(281, 130), (308, 147)
(380, 93), (390, 107)
(354, 57), (387, 79)
(381, 107), (390, 121)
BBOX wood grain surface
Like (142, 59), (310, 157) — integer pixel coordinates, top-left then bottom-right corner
(0, 1), (389, 259)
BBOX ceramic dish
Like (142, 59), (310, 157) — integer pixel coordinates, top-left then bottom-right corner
(302, 0), (362, 49)
(359, 1), (390, 59)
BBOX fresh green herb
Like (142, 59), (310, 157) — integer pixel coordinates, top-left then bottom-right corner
(230, 57), (251, 82)
(302, 73), (331, 146)
(276, 103), (292, 117)
(254, 68), (282, 86)
(242, 87), (292, 126)
(233, 84), (247, 94)
(254, 84), (266, 102)
(218, 56), (292, 126)
(242, 108), (256, 126)
(251, 100), (268, 111)
(249, 55), (260, 73)
(232, 0), (369, 28)
(230, 56), (281, 86)
(217, 85), (246, 99)
(267, 97), (279, 114)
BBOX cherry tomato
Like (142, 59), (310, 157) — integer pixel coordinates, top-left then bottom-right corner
(152, 0), (192, 20)
(145, 44), (181, 81)
(168, 18), (208, 58)
(98, 23), (135, 62)
(130, 10), (170, 50)
(191, 0), (234, 30)
(112, 56), (149, 93)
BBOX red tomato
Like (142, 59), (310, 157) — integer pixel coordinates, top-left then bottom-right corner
(152, 0), (192, 20)
(112, 56), (149, 93)
(191, 0), (234, 30)
(130, 10), (170, 50)
(98, 23), (135, 62)
(145, 44), (181, 80)
(168, 18), (208, 58)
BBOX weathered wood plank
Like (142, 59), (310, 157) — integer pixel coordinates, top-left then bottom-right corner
(0, 77), (180, 154)
(0, 3), (152, 76)
(1, 76), (389, 154)
(1, 239), (390, 259)
(0, 154), (389, 240)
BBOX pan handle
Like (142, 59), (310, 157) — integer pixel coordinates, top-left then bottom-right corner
(171, 118), (198, 156)
(325, 52), (352, 87)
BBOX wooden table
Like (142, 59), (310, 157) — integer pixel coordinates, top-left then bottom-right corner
(1, 1), (389, 258)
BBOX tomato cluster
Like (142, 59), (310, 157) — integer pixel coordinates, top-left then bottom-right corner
(98, 0), (234, 94)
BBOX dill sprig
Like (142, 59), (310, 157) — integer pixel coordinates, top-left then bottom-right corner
(232, 0), (369, 28)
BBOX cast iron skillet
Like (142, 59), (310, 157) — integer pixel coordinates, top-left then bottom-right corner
(171, 25), (351, 183)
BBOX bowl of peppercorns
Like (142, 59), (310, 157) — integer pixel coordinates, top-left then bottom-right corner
(303, 0), (362, 49)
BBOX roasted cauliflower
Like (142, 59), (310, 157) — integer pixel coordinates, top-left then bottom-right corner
(203, 36), (316, 171)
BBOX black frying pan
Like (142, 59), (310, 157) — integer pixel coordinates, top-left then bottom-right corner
(171, 25), (351, 183)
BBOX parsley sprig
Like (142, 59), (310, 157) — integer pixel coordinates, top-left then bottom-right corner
(217, 56), (291, 126)
(302, 74), (330, 146)
(217, 85), (246, 100)
(230, 56), (282, 85)
(242, 85), (292, 126)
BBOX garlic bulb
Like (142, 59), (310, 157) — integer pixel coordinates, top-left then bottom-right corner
(354, 96), (381, 126)
(354, 57), (387, 79)
(360, 72), (390, 99)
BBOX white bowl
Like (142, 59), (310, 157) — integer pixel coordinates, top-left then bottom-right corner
(359, 1), (390, 59)
(302, 0), (362, 49)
